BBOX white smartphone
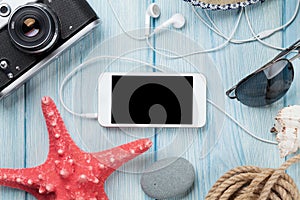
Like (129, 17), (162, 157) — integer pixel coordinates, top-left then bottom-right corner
(98, 72), (206, 128)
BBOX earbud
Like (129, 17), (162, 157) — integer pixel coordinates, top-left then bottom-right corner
(153, 13), (185, 34)
(145, 3), (161, 36)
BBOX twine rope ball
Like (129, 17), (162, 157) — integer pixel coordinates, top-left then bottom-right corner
(206, 154), (300, 200)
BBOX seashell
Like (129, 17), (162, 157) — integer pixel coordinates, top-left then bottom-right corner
(271, 105), (300, 158)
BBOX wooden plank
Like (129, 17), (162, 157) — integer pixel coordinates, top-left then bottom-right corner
(154, 0), (284, 199)
(201, 0), (285, 198)
(24, 0), (155, 199)
(283, 0), (300, 190)
(0, 91), (26, 199)
(76, 1), (156, 199)
(153, 0), (228, 199)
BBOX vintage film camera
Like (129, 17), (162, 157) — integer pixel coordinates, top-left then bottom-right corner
(0, 0), (100, 99)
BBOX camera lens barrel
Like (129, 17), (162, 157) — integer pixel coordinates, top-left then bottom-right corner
(8, 4), (59, 54)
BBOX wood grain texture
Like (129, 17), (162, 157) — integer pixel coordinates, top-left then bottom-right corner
(0, 0), (299, 199)
(283, 0), (300, 190)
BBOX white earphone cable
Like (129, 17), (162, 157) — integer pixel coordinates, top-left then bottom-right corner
(59, 55), (165, 119)
(202, 9), (254, 44)
(145, 8), (244, 59)
(192, 0), (300, 48)
(190, 7), (251, 44)
(107, 0), (299, 56)
(244, 7), (286, 51)
(107, 0), (148, 41)
(105, 0), (300, 66)
(59, 61), (98, 119)
(207, 99), (277, 145)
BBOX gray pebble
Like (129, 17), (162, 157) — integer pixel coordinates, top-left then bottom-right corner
(141, 157), (195, 199)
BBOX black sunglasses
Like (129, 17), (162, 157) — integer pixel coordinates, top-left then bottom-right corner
(226, 40), (300, 107)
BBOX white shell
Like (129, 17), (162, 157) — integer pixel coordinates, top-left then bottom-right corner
(271, 105), (300, 158)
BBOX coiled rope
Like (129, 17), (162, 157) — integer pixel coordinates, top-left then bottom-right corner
(206, 154), (300, 200)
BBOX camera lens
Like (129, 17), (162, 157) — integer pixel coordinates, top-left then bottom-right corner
(0, 3), (11, 17)
(8, 4), (59, 54)
(22, 18), (40, 38)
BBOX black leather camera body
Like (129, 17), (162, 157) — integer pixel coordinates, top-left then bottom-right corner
(0, 0), (100, 99)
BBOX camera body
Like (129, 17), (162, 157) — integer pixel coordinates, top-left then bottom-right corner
(0, 0), (100, 99)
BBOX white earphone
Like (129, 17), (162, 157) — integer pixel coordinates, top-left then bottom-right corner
(153, 13), (186, 34)
(145, 3), (161, 36)
(145, 3), (185, 36)
(108, 0), (185, 39)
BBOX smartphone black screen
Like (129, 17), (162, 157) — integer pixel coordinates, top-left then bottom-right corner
(111, 75), (193, 124)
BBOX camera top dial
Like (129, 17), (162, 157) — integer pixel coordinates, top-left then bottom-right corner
(0, 3), (11, 17)
(0, 0), (38, 29)
(8, 3), (60, 54)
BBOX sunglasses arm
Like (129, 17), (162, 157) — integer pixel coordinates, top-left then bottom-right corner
(226, 86), (237, 99)
(273, 39), (300, 61)
(290, 50), (300, 62)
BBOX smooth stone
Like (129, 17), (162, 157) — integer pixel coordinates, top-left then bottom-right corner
(141, 157), (195, 199)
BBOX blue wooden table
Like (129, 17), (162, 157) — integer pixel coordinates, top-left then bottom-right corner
(1, 0), (300, 199)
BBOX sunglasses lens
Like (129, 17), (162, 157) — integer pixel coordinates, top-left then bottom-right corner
(236, 60), (294, 107)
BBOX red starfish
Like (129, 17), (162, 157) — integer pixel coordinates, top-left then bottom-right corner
(0, 97), (152, 200)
